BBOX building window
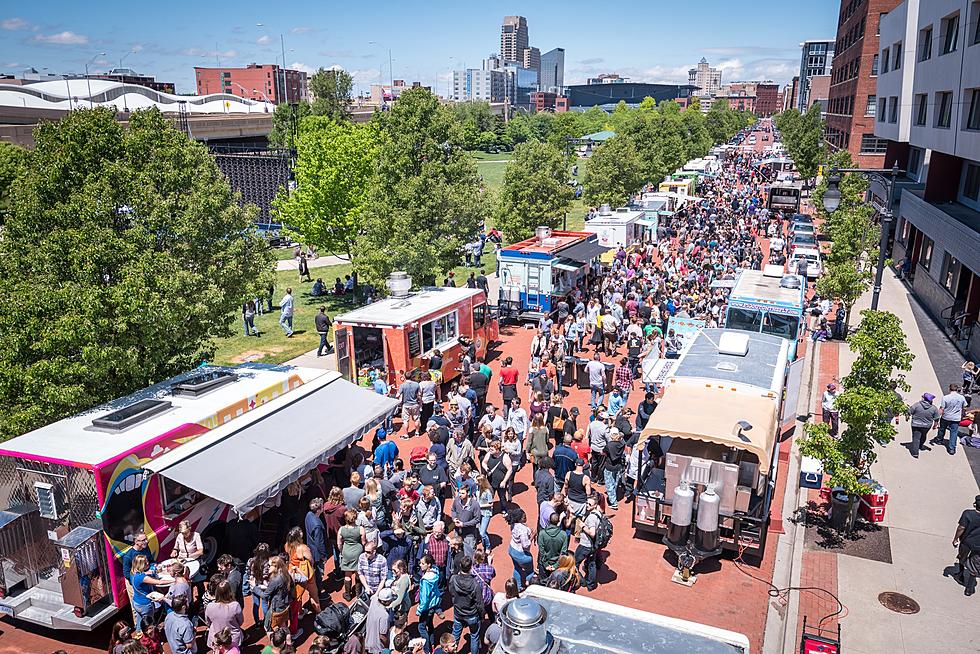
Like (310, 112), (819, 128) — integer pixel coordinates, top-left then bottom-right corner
(878, 97), (887, 122)
(974, 1), (980, 45)
(914, 94), (928, 125)
(920, 237), (934, 271)
(866, 95), (877, 116)
(907, 148), (923, 179)
(920, 26), (933, 60)
(936, 91), (953, 128)
(871, 54), (879, 75)
(941, 253), (959, 292)
(941, 13), (960, 54)
(890, 96), (899, 123)
(881, 48), (890, 73)
(900, 217), (911, 244)
(860, 134), (887, 154)
(962, 163), (980, 202)
(893, 42), (903, 69)
(966, 89), (980, 130)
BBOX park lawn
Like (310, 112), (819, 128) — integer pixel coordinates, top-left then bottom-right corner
(272, 247), (299, 261)
(210, 263), (354, 366)
(469, 150), (514, 162)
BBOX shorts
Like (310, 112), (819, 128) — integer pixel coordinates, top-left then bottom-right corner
(401, 405), (421, 424)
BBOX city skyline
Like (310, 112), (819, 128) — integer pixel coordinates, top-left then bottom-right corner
(1, 1), (835, 95)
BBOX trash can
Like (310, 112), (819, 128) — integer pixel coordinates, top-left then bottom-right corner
(563, 356), (577, 387)
(603, 362), (616, 392)
(576, 357), (591, 390)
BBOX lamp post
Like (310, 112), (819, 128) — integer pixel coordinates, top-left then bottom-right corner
(84, 52), (107, 109)
(368, 41), (394, 89)
(822, 162), (902, 311)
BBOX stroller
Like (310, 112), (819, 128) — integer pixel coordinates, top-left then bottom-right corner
(313, 597), (370, 653)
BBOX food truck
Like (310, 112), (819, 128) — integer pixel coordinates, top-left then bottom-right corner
(767, 180), (803, 213)
(333, 274), (497, 386)
(501, 585), (752, 653)
(724, 267), (805, 360)
(633, 329), (804, 560)
(583, 205), (645, 248)
(0, 365), (397, 629)
(497, 227), (607, 321)
(659, 176), (696, 198)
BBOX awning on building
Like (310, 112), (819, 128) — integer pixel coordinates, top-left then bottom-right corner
(558, 240), (610, 263)
(146, 374), (398, 515)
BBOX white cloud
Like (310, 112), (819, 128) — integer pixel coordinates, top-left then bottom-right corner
(291, 26), (313, 34)
(4, 62), (20, 69)
(34, 30), (88, 45)
(2, 17), (28, 30)
(289, 61), (316, 75)
(257, 35), (271, 45)
(350, 68), (381, 82)
(131, 44), (144, 53)
(182, 47), (237, 59)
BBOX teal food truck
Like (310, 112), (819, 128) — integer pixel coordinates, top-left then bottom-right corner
(724, 266), (805, 360)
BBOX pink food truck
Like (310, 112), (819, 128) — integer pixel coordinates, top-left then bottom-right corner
(0, 364), (396, 630)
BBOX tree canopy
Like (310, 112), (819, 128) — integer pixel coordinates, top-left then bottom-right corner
(495, 140), (573, 242)
(356, 88), (486, 287)
(583, 135), (645, 207)
(775, 103), (824, 180)
(0, 141), (26, 224)
(0, 108), (271, 440)
(268, 67), (355, 147)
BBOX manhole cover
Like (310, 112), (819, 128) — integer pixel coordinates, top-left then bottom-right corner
(878, 591), (920, 614)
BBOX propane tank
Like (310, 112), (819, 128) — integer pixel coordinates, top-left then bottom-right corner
(667, 481), (694, 547)
(694, 484), (721, 553)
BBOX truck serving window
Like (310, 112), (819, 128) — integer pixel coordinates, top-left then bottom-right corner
(726, 308), (762, 332)
(421, 310), (459, 353)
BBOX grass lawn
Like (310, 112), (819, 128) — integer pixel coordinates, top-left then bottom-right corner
(271, 247), (299, 261)
(469, 151), (514, 162)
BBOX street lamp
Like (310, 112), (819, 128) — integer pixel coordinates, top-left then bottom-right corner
(84, 52), (107, 109)
(822, 162), (902, 311)
(368, 41), (394, 88)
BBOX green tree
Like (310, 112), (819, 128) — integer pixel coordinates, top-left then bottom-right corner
(583, 136), (645, 207)
(273, 117), (379, 263)
(680, 105), (712, 161)
(357, 88), (486, 287)
(0, 108), (271, 441)
(269, 101), (312, 148)
(0, 141), (27, 224)
(800, 310), (913, 530)
(547, 111), (586, 149)
(310, 67), (354, 121)
(815, 261), (872, 332)
(495, 141), (574, 242)
(792, 103), (825, 180)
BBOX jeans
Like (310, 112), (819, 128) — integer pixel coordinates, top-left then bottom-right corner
(317, 332), (332, 356)
(603, 468), (622, 508)
(479, 513), (492, 550)
(452, 614), (482, 654)
(279, 313), (293, 335)
(590, 385), (604, 409)
(132, 600), (155, 633)
(418, 607), (437, 654)
(244, 315), (258, 336)
(938, 419), (960, 453)
(574, 544), (597, 590)
(910, 426), (930, 456)
(251, 593), (267, 625)
(619, 388), (630, 406)
(509, 546), (534, 590)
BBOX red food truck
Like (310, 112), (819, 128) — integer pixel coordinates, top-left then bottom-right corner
(333, 273), (498, 386)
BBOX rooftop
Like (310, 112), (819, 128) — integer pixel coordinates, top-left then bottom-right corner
(333, 286), (486, 327)
(730, 269), (805, 308)
(672, 328), (788, 393)
(503, 230), (593, 255)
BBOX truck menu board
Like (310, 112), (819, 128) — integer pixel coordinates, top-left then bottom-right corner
(407, 328), (422, 358)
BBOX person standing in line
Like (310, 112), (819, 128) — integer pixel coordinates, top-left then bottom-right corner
(419, 372), (438, 433)
(575, 495), (604, 592)
(934, 384), (968, 454)
(587, 411), (609, 481)
(907, 393), (941, 458)
(397, 373), (422, 440)
(163, 596), (197, 654)
(315, 307), (333, 357)
(448, 556), (483, 654)
(603, 429), (626, 510)
(506, 509), (534, 591)
(951, 495), (980, 596)
(962, 361), (979, 395)
(498, 357), (520, 419)
(304, 498), (328, 597)
(278, 287), (294, 337)
(586, 352), (607, 410)
(821, 383), (841, 438)
(415, 554), (442, 654)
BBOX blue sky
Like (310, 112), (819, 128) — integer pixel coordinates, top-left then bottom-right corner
(1, 1), (837, 95)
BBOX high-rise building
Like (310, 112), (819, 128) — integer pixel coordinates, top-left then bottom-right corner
(688, 58), (723, 97)
(451, 69), (506, 103)
(786, 76), (800, 110)
(825, 0), (900, 167)
(500, 16), (529, 63)
(523, 46), (541, 74)
(194, 63), (308, 104)
(797, 40), (835, 109)
(875, 0), (980, 360)
(540, 48), (565, 94)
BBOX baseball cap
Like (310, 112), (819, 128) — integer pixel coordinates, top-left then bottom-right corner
(922, 392), (936, 402)
(827, 383), (836, 390)
(378, 588), (396, 603)
(575, 457), (586, 466)
(570, 407), (580, 416)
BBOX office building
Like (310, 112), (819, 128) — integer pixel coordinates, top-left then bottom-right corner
(194, 64), (308, 104)
(531, 92), (569, 112)
(825, 0), (900, 167)
(874, 0), (980, 360)
(586, 73), (630, 85)
(504, 63), (539, 110)
(452, 69), (507, 103)
(688, 58), (723, 97)
(523, 46), (541, 74)
(798, 39), (836, 109)
(501, 16), (529, 63)
(540, 48), (565, 94)
(756, 82), (781, 117)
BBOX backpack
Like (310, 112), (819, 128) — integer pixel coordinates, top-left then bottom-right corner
(591, 511), (613, 550)
(410, 446), (429, 464)
(314, 602), (351, 637)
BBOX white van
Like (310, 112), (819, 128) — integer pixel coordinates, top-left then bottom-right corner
(789, 247), (822, 279)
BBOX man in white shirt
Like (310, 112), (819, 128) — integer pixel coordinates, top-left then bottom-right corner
(586, 353), (607, 409)
(278, 287), (294, 337)
(821, 383), (841, 437)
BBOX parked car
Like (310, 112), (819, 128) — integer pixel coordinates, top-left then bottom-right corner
(790, 222), (817, 238)
(789, 247), (823, 279)
(790, 233), (818, 251)
(790, 212), (813, 224)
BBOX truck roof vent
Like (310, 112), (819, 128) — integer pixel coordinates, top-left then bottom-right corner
(387, 272), (412, 298)
(718, 332), (750, 357)
(171, 370), (238, 398)
(91, 399), (172, 432)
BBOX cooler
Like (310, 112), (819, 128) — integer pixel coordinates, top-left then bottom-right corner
(859, 479), (888, 508)
(799, 456), (824, 489)
(859, 498), (886, 524)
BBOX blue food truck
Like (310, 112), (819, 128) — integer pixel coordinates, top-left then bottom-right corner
(724, 266), (806, 360)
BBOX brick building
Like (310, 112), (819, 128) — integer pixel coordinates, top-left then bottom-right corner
(825, 0), (901, 167)
(755, 82), (781, 116)
(194, 64), (308, 104)
(530, 91), (568, 112)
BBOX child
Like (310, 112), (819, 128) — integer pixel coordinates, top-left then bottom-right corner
(434, 633), (457, 654)
(136, 618), (164, 654)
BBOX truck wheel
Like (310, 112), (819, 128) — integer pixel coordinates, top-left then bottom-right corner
(200, 524), (226, 567)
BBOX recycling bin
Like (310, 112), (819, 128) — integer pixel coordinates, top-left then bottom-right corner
(563, 356), (577, 387)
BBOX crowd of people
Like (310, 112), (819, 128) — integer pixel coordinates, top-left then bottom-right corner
(103, 128), (831, 654)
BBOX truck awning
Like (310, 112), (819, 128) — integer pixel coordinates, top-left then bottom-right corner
(558, 240), (610, 263)
(553, 259), (583, 272)
(146, 374), (398, 515)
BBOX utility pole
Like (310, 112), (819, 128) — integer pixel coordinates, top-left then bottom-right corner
(280, 34), (288, 104)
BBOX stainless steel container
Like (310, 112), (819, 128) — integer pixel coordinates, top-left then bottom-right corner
(500, 597), (549, 654)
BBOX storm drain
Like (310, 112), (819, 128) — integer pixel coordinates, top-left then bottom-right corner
(878, 591), (920, 614)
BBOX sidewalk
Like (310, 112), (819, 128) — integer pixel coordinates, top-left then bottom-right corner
(793, 270), (980, 654)
(276, 254), (348, 271)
